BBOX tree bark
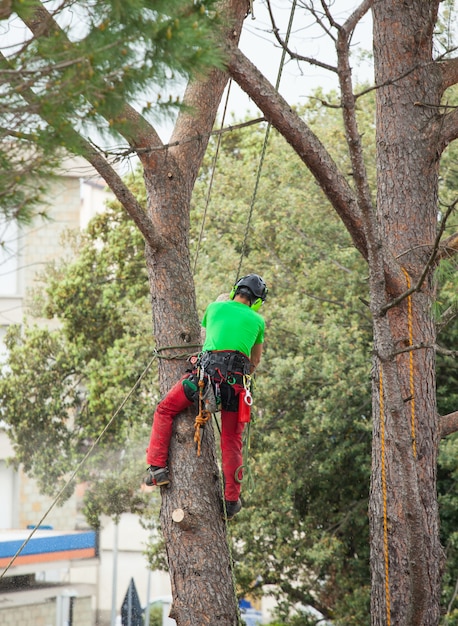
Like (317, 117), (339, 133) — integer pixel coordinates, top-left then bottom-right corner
(369, 1), (443, 624)
(140, 2), (248, 624)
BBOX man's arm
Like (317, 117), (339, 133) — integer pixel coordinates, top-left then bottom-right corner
(250, 343), (263, 372)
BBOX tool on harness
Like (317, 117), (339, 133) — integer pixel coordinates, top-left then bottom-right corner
(182, 373), (199, 402)
(239, 389), (252, 423)
(193, 368), (213, 456)
(238, 374), (253, 423)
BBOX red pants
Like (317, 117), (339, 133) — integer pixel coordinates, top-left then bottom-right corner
(146, 377), (245, 501)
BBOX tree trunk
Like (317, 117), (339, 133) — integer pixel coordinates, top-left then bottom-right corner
(369, 1), (443, 624)
(143, 184), (239, 624)
(140, 2), (248, 623)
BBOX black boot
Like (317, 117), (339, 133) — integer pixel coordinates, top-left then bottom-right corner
(145, 465), (170, 487)
(223, 498), (242, 520)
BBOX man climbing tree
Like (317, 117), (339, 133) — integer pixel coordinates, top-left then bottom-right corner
(145, 273), (267, 520)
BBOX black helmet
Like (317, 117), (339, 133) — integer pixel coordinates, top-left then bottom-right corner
(231, 274), (268, 302)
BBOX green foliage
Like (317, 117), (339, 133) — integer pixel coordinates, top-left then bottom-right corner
(0, 140), (58, 224)
(0, 191), (158, 519)
(0, 0), (223, 219)
(190, 105), (373, 624)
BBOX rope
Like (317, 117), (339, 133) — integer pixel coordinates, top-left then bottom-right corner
(193, 81), (233, 274)
(376, 270), (417, 623)
(154, 343), (202, 361)
(193, 379), (212, 456)
(235, 0), (297, 281)
(401, 268), (417, 457)
(0, 354), (157, 580)
(379, 366), (391, 626)
(219, 468), (244, 626)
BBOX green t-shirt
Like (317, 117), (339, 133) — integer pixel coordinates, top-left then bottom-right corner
(201, 300), (265, 357)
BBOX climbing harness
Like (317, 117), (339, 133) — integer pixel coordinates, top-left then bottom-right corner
(193, 367), (215, 456)
(238, 375), (253, 424)
(192, 350), (252, 456)
(200, 350), (251, 380)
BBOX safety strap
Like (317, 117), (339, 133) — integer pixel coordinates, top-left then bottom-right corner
(199, 350), (251, 381)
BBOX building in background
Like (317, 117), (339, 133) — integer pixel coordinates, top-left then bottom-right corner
(0, 158), (173, 626)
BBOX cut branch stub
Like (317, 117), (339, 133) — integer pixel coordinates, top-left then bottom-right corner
(172, 507), (197, 531)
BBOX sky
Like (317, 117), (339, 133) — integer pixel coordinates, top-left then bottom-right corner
(227, 1), (373, 116)
(0, 1), (375, 157)
(152, 0), (374, 143)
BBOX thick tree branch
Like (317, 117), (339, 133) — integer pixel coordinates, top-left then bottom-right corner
(82, 147), (160, 247)
(226, 42), (369, 260)
(441, 411), (458, 438)
(437, 107), (458, 152)
(439, 56), (458, 91)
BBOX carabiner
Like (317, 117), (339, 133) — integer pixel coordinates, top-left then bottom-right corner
(243, 389), (253, 406)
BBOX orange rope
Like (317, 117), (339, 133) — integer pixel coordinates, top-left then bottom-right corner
(193, 379), (212, 456)
(401, 268), (417, 457)
(379, 366), (391, 626)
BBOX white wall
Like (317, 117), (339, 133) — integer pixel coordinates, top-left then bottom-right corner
(0, 459), (17, 529)
(70, 513), (172, 621)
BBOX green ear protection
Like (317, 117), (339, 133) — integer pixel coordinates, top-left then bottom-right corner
(229, 288), (263, 312)
(251, 297), (263, 312)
